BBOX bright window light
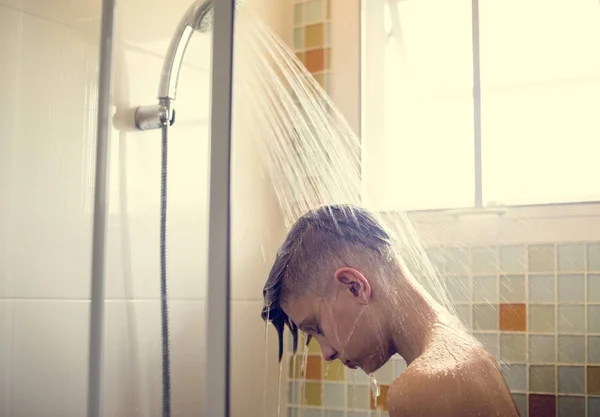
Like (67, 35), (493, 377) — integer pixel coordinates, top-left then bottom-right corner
(362, 0), (600, 211)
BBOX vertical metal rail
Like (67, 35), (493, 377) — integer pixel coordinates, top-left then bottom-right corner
(471, 0), (483, 207)
(87, 0), (116, 415)
(206, 0), (236, 416)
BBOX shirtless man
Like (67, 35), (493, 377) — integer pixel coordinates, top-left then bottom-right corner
(261, 204), (519, 416)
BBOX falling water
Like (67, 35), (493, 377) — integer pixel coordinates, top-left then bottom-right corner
(230, 5), (462, 416)
(232, 9), (457, 318)
(351, 370), (357, 412)
(369, 373), (381, 415)
(263, 314), (270, 417)
(277, 361), (284, 417)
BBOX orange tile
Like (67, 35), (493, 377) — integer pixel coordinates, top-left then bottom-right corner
(288, 354), (322, 380)
(305, 23), (324, 49)
(304, 49), (325, 73)
(588, 366), (600, 395)
(370, 385), (389, 411)
(305, 355), (322, 380)
(500, 303), (527, 331)
(325, 48), (331, 69)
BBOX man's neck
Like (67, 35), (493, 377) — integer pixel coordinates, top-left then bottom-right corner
(388, 284), (440, 365)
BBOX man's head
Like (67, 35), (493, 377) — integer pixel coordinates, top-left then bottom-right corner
(261, 204), (399, 373)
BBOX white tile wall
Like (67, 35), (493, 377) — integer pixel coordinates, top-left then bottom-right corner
(0, 0), (293, 416)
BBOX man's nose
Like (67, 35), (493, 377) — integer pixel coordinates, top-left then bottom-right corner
(317, 340), (338, 362)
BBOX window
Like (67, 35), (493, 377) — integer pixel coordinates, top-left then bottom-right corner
(361, 0), (600, 211)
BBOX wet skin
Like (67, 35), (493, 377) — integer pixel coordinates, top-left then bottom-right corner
(283, 267), (519, 416)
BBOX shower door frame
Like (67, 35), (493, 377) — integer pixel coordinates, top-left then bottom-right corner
(87, 1), (236, 416)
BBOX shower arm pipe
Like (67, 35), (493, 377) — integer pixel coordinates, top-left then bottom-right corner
(134, 0), (214, 131)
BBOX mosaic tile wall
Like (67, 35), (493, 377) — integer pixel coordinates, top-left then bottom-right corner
(292, 0), (332, 93)
(286, 242), (600, 417)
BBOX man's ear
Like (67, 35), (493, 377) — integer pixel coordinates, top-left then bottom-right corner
(334, 267), (372, 305)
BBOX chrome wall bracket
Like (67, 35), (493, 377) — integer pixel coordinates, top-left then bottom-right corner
(134, 100), (176, 131)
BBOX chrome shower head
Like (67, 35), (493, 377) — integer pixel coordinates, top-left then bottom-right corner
(159, 0), (243, 102)
(135, 0), (243, 131)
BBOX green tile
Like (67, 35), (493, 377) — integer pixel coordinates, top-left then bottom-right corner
(529, 245), (555, 273)
(500, 274), (526, 303)
(375, 360), (395, 385)
(512, 394), (527, 417)
(472, 246), (498, 274)
(501, 364), (526, 391)
(474, 332), (499, 358)
(446, 247), (471, 275)
(346, 384), (370, 409)
(324, 383), (345, 408)
(558, 305), (585, 334)
(500, 333), (526, 363)
(500, 245), (526, 273)
(473, 304), (498, 331)
(558, 396), (585, 416)
(588, 274), (600, 303)
(557, 335), (585, 363)
(587, 243), (600, 271)
(305, 0), (323, 22)
(529, 274), (555, 303)
(589, 336), (600, 364)
(529, 305), (555, 333)
(294, 3), (305, 25)
(530, 365), (556, 393)
(558, 244), (585, 271)
(558, 366), (585, 394)
(473, 275), (498, 303)
(529, 335), (555, 364)
(294, 27), (304, 50)
(557, 274), (585, 303)
(589, 306), (600, 333)
(446, 276), (470, 303)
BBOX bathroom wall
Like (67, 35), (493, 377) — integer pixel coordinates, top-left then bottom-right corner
(286, 1), (600, 417)
(0, 0), (292, 416)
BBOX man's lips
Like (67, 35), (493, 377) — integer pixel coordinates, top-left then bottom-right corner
(344, 360), (358, 369)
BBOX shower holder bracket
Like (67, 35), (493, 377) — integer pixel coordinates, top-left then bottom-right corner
(134, 103), (176, 131)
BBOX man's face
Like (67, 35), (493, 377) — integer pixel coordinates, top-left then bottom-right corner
(282, 268), (391, 374)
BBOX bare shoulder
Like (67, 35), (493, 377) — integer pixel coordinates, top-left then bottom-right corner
(386, 340), (518, 417)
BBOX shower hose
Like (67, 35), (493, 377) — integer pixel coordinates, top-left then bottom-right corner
(160, 120), (172, 417)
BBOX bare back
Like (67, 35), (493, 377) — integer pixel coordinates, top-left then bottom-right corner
(387, 324), (519, 416)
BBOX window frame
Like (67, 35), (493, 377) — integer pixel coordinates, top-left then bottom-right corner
(358, 0), (600, 212)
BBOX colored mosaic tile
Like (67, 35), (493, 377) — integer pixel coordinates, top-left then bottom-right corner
(304, 381), (323, 406)
(370, 385), (389, 411)
(304, 49), (325, 72)
(500, 303), (526, 331)
(529, 394), (556, 417)
(589, 366), (600, 395)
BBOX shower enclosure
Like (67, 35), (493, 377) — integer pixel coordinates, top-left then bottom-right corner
(0, 0), (288, 416)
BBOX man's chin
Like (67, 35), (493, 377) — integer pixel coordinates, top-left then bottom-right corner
(357, 356), (389, 375)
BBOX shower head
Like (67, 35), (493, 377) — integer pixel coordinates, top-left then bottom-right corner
(159, 0), (243, 102)
(135, 0), (243, 131)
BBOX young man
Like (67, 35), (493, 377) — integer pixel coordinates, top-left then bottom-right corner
(261, 204), (519, 416)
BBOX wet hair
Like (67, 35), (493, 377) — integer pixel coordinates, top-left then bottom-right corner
(260, 204), (393, 361)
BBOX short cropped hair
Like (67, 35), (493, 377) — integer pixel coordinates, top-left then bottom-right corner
(260, 204), (393, 361)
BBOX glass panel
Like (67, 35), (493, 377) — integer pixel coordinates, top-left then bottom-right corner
(0, 1), (101, 415)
